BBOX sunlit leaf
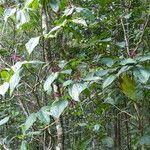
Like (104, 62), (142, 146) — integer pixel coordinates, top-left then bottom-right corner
(9, 70), (21, 96)
(44, 72), (59, 94)
(68, 83), (88, 101)
(0, 116), (10, 126)
(103, 75), (117, 89)
(25, 36), (40, 55)
(50, 100), (68, 118)
(0, 82), (9, 96)
(134, 67), (150, 84)
(24, 113), (37, 132)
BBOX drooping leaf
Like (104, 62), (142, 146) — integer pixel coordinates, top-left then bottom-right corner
(0, 82), (9, 96)
(37, 106), (50, 124)
(120, 58), (137, 66)
(120, 74), (136, 100)
(25, 36), (40, 55)
(9, 70), (21, 96)
(68, 83), (88, 101)
(103, 75), (117, 89)
(50, 100), (68, 118)
(0, 116), (10, 126)
(44, 72), (59, 94)
(134, 67), (150, 84)
(24, 113), (37, 132)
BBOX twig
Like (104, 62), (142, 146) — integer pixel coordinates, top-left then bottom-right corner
(121, 18), (130, 56)
(133, 15), (150, 54)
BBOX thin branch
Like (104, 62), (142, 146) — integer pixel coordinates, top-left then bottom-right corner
(133, 15), (150, 54)
(121, 18), (130, 56)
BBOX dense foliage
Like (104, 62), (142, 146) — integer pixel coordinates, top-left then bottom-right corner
(0, 0), (150, 149)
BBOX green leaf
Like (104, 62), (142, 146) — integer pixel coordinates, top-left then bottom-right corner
(1, 70), (10, 81)
(0, 82), (9, 96)
(50, 0), (60, 12)
(37, 106), (50, 124)
(134, 67), (150, 84)
(62, 80), (73, 87)
(44, 72), (59, 94)
(102, 137), (114, 148)
(120, 58), (137, 66)
(0, 116), (10, 126)
(120, 74), (135, 100)
(72, 18), (87, 27)
(103, 75), (117, 89)
(136, 55), (150, 62)
(139, 135), (150, 146)
(24, 113), (37, 132)
(9, 70), (21, 96)
(101, 57), (115, 67)
(25, 37), (40, 55)
(68, 83), (88, 101)
(50, 100), (68, 118)
(21, 140), (27, 150)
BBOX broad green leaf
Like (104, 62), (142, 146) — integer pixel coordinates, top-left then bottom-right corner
(0, 82), (9, 96)
(9, 70), (21, 96)
(120, 74), (135, 100)
(44, 72), (59, 94)
(101, 57), (115, 67)
(136, 55), (150, 62)
(102, 137), (114, 148)
(0, 116), (10, 126)
(37, 106), (50, 124)
(120, 58), (137, 66)
(104, 97), (114, 105)
(21, 140), (27, 150)
(1, 70), (10, 81)
(134, 67), (150, 84)
(50, 100), (68, 118)
(44, 21), (67, 38)
(103, 75), (117, 89)
(3, 8), (16, 22)
(50, 0), (59, 12)
(24, 113), (37, 132)
(68, 83), (88, 101)
(83, 73), (102, 81)
(117, 66), (132, 76)
(25, 37), (40, 55)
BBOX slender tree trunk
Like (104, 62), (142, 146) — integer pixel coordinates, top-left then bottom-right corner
(41, 2), (63, 149)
